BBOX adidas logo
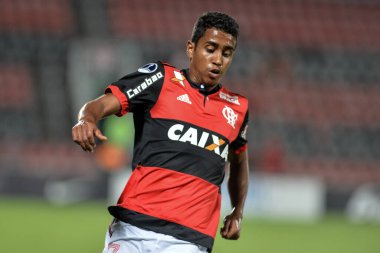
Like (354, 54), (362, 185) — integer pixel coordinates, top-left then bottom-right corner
(177, 94), (192, 104)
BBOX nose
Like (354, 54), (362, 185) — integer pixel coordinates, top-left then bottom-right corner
(212, 51), (223, 66)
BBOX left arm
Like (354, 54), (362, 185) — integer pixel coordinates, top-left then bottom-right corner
(220, 148), (249, 240)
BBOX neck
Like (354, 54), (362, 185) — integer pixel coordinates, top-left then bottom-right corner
(182, 69), (221, 95)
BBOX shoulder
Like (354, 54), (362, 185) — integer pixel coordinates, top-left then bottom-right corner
(133, 61), (176, 72)
(136, 61), (164, 73)
(218, 86), (249, 113)
(160, 61), (182, 74)
(138, 61), (182, 76)
(161, 61), (176, 68)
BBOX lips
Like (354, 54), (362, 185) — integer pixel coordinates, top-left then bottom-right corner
(209, 68), (221, 79)
(210, 68), (221, 74)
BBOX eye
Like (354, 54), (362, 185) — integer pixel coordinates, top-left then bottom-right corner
(223, 50), (232, 57)
(206, 47), (215, 53)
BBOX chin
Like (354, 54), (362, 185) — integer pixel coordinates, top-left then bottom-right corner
(205, 78), (220, 86)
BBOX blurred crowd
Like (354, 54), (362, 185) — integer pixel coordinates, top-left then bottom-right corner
(1, 0), (380, 201)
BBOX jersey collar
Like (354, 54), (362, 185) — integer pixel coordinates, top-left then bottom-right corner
(182, 69), (221, 96)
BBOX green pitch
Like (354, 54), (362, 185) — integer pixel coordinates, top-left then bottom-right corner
(0, 197), (379, 253)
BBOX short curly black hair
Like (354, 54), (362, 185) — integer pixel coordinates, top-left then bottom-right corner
(191, 12), (239, 45)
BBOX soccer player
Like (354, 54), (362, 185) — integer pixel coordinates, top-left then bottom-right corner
(72, 11), (249, 253)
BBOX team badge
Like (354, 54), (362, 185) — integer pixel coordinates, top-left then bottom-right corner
(171, 70), (185, 87)
(138, 63), (158, 73)
(222, 105), (238, 128)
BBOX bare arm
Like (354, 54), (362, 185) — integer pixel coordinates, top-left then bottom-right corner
(220, 148), (249, 240)
(72, 93), (121, 152)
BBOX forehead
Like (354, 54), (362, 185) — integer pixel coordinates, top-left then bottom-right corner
(198, 28), (237, 49)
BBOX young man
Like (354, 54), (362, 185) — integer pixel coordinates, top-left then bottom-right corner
(72, 12), (249, 253)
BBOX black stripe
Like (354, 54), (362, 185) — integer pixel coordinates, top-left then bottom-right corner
(111, 61), (165, 112)
(133, 118), (228, 186)
(108, 206), (214, 251)
(230, 109), (249, 150)
(182, 68), (222, 95)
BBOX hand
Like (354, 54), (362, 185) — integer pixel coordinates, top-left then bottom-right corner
(220, 208), (242, 240)
(72, 120), (107, 152)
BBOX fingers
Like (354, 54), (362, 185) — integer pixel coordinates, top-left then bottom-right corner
(95, 128), (108, 141)
(72, 120), (106, 152)
(82, 122), (96, 152)
(221, 218), (231, 237)
(235, 219), (241, 230)
(72, 121), (93, 152)
(72, 122), (86, 151)
(220, 216), (241, 240)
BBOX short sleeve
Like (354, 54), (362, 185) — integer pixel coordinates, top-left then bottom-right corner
(105, 62), (165, 116)
(229, 110), (249, 154)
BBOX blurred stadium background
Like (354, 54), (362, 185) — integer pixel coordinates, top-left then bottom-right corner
(1, 0), (380, 252)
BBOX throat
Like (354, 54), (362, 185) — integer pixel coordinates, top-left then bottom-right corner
(182, 69), (222, 95)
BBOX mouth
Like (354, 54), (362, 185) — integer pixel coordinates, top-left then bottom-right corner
(208, 68), (221, 79)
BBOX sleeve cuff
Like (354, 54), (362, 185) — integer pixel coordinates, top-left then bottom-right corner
(233, 144), (248, 155)
(105, 85), (129, 116)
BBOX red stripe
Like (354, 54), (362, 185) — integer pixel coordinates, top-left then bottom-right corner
(150, 65), (248, 143)
(105, 85), (129, 116)
(234, 144), (248, 154)
(116, 166), (221, 238)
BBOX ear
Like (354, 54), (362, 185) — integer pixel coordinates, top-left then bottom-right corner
(186, 40), (194, 60)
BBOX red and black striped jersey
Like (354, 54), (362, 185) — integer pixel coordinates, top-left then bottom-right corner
(105, 61), (249, 251)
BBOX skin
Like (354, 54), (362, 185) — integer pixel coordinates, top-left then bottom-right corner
(72, 27), (249, 241)
(72, 94), (119, 152)
(221, 148), (249, 240)
(186, 28), (236, 87)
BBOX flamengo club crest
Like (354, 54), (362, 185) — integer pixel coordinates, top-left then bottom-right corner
(222, 105), (238, 128)
(171, 70), (185, 87)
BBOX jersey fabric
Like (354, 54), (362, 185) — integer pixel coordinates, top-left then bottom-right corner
(105, 61), (249, 251)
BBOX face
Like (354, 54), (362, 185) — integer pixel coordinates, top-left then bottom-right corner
(187, 28), (237, 86)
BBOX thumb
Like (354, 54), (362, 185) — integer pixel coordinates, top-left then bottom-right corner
(94, 128), (108, 141)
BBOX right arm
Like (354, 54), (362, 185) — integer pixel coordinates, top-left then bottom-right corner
(73, 61), (165, 152)
(72, 93), (121, 152)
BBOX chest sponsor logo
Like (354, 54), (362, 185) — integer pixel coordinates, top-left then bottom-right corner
(170, 70), (185, 87)
(219, 91), (240, 105)
(167, 124), (229, 161)
(223, 105), (238, 129)
(126, 72), (163, 99)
